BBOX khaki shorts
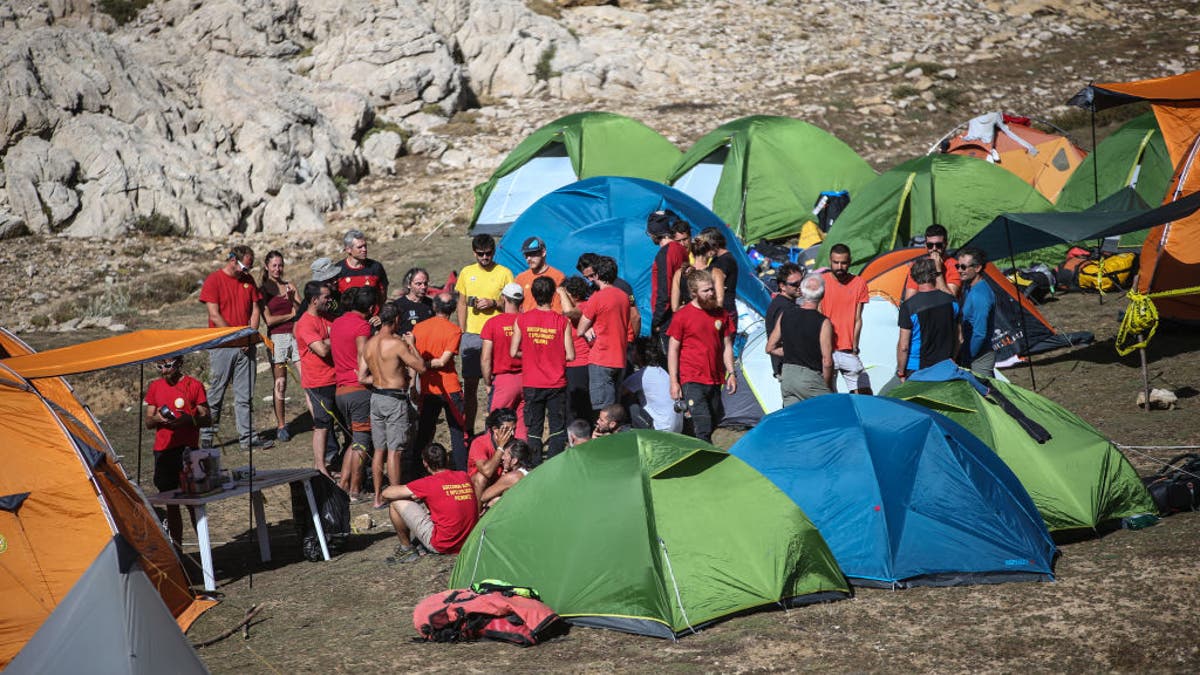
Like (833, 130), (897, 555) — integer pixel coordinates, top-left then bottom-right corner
(832, 351), (871, 392)
(398, 500), (438, 552)
(270, 332), (300, 365)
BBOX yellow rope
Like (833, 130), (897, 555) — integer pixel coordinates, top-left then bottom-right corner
(1116, 285), (1200, 356)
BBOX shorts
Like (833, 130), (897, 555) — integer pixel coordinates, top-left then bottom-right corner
(306, 385), (337, 430)
(270, 332), (299, 365)
(153, 446), (185, 493)
(371, 390), (414, 451)
(398, 500), (440, 553)
(460, 333), (483, 380)
(780, 364), (831, 407)
(832, 351), (871, 392)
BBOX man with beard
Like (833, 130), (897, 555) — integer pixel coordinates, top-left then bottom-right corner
(647, 211), (690, 344)
(821, 244), (872, 394)
(393, 267), (433, 335)
(902, 224), (960, 300)
(455, 234), (514, 436)
(514, 237), (565, 313)
(295, 281), (338, 476)
(666, 269), (736, 443)
(954, 247), (997, 378)
(331, 286), (377, 501)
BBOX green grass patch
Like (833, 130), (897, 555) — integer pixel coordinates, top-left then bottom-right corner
(892, 84), (919, 98)
(132, 212), (181, 237)
(98, 0), (152, 26)
(534, 44), (560, 82)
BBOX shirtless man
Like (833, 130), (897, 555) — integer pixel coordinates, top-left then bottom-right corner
(359, 303), (427, 508)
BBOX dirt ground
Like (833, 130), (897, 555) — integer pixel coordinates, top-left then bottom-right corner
(21, 223), (1200, 673)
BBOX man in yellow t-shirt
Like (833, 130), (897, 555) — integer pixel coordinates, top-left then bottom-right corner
(455, 233), (514, 435)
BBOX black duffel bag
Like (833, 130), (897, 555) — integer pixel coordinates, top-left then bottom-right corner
(1142, 453), (1200, 515)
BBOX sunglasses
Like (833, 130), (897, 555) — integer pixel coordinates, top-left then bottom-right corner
(474, 250), (494, 257)
(155, 361), (180, 370)
(955, 263), (979, 271)
(782, 279), (804, 288)
(925, 241), (947, 250)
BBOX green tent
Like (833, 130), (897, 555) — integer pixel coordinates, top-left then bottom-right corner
(816, 154), (1056, 270)
(470, 112), (681, 234)
(449, 431), (849, 638)
(889, 377), (1156, 532)
(1055, 112), (1173, 247)
(667, 116), (876, 243)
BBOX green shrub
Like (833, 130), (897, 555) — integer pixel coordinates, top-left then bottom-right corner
(132, 212), (180, 237)
(892, 84), (919, 99)
(98, 0), (152, 26)
(534, 44), (560, 81)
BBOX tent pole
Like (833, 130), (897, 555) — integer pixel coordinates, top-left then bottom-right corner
(137, 363), (145, 484)
(248, 351), (254, 591)
(1091, 107), (1105, 306)
(1138, 337), (1151, 414)
(1004, 220), (1036, 390)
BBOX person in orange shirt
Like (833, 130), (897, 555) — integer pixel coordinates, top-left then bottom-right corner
(514, 237), (565, 313)
(821, 243), (873, 394)
(411, 292), (468, 474)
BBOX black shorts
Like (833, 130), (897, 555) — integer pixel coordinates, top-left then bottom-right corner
(153, 446), (185, 493)
(306, 385), (337, 430)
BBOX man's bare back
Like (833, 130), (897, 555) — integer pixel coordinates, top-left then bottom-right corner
(363, 330), (425, 390)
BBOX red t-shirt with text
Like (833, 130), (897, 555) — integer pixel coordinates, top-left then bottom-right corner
(481, 313), (521, 376)
(517, 309), (569, 389)
(144, 376), (207, 452)
(330, 312), (371, 388)
(581, 285), (630, 369)
(407, 470), (479, 553)
(199, 269), (260, 327)
(294, 312), (336, 388)
(666, 303), (734, 386)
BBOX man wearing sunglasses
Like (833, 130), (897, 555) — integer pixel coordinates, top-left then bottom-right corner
(765, 263), (805, 379)
(954, 247), (997, 378)
(455, 234), (514, 435)
(903, 224), (961, 300)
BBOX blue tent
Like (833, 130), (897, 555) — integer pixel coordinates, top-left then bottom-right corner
(496, 176), (771, 337)
(730, 394), (1056, 588)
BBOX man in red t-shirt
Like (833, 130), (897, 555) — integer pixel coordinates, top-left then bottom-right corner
(575, 256), (630, 412)
(466, 408), (516, 501)
(647, 210), (690, 339)
(667, 269), (736, 443)
(143, 356), (211, 545)
(295, 281), (339, 475)
(382, 443), (479, 562)
(330, 286), (376, 501)
(512, 277), (574, 463)
(481, 283), (526, 437)
(412, 292), (468, 473)
(558, 276), (594, 424)
(902, 224), (961, 300)
(198, 244), (264, 451)
(821, 243), (873, 394)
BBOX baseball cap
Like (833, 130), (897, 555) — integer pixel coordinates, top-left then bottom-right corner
(521, 236), (546, 255)
(646, 209), (676, 237)
(310, 257), (339, 282)
(501, 282), (524, 299)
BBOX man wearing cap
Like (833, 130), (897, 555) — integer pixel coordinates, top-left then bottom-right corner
(199, 244), (267, 451)
(648, 211), (690, 344)
(455, 234), (514, 436)
(514, 237), (565, 313)
(481, 282), (526, 437)
(335, 229), (389, 304)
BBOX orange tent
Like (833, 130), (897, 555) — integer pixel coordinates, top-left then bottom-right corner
(1072, 71), (1200, 321)
(936, 112), (1088, 202)
(0, 327), (257, 668)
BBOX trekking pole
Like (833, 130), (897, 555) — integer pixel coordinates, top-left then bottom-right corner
(248, 344), (255, 590)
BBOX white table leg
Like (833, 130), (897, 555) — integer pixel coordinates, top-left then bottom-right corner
(252, 491), (271, 563)
(194, 505), (216, 592)
(303, 479), (332, 561)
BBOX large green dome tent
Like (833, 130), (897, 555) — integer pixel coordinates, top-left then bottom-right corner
(889, 363), (1156, 532)
(816, 154), (1054, 270)
(667, 115), (877, 243)
(1055, 112), (1173, 247)
(470, 112), (681, 235)
(449, 431), (849, 638)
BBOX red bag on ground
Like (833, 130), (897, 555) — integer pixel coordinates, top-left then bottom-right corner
(413, 589), (560, 646)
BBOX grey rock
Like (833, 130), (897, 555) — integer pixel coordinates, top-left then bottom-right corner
(362, 130), (404, 175)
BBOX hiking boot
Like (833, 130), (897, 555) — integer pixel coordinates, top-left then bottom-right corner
(240, 437), (275, 452)
(276, 426), (291, 442)
(385, 544), (421, 565)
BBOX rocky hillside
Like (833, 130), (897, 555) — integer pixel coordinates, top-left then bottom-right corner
(1, 0), (1197, 330)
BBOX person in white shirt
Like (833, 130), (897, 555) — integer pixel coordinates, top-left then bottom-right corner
(623, 338), (684, 433)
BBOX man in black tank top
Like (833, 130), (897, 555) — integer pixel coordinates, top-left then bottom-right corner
(766, 274), (834, 406)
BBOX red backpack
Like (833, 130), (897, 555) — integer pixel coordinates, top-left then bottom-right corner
(413, 589), (560, 646)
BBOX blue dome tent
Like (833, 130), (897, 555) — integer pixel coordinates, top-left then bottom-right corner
(731, 394), (1057, 588)
(496, 177), (774, 426)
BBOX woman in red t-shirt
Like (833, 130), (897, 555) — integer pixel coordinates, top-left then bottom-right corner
(260, 251), (301, 442)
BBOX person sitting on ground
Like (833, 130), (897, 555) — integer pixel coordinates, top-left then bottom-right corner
(143, 356), (212, 546)
(467, 408), (517, 485)
(767, 274), (835, 406)
(382, 442), (478, 564)
(472, 439), (534, 510)
(567, 418), (592, 448)
(623, 338), (684, 432)
(260, 250), (302, 442)
(359, 302), (427, 508)
(592, 403), (629, 438)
